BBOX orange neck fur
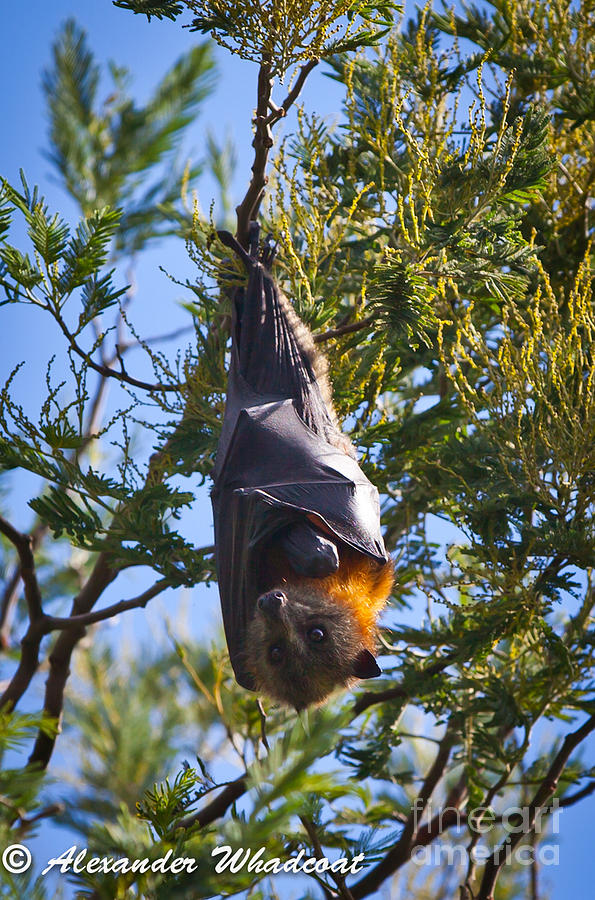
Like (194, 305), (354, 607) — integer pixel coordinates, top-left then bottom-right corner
(303, 550), (393, 648)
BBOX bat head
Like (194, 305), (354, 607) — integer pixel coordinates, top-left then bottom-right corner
(244, 581), (382, 710)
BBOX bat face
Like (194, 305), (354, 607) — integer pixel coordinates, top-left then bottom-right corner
(244, 581), (381, 710)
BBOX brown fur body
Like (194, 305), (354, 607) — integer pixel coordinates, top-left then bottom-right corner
(276, 288), (356, 457)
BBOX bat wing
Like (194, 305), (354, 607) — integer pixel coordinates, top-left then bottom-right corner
(211, 231), (387, 689)
(212, 400), (388, 690)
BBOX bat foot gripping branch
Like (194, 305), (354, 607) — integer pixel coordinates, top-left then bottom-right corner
(217, 221), (277, 272)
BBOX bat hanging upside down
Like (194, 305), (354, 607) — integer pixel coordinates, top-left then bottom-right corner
(211, 223), (393, 709)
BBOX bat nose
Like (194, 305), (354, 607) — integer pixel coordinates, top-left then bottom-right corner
(257, 590), (286, 617)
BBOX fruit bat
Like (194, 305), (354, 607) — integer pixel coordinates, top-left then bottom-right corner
(211, 223), (393, 709)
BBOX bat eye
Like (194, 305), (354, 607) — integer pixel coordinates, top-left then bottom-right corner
(268, 643), (284, 664)
(307, 625), (326, 643)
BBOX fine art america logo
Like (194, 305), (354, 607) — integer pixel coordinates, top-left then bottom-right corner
(410, 798), (562, 868)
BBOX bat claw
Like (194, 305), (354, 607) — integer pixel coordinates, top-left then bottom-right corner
(218, 222), (278, 273)
(217, 229), (252, 270)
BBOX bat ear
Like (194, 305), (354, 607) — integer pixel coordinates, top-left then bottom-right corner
(352, 649), (381, 679)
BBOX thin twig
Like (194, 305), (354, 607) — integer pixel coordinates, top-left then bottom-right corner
(557, 777), (595, 808)
(0, 797), (64, 834)
(300, 815), (355, 900)
(43, 580), (169, 631)
(265, 58), (319, 127)
(176, 775), (247, 831)
(256, 698), (270, 752)
(105, 325), (196, 363)
(51, 306), (182, 393)
(314, 315), (375, 344)
(530, 830), (540, 900)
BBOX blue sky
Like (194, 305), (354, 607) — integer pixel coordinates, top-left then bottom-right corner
(0, 2), (592, 898)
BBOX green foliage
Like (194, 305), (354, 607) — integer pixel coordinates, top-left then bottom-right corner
(57, 644), (203, 834)
(0, 713), (59, 900)
(0, 187), (211, 572)
(43, 19), (215, 254)
(367, 259), (436, 346)
(187, 0), (399, 76)
(116, 1), (401, 77)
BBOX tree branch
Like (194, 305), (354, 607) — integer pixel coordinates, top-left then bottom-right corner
(265, 58), (319, 127)
(0, 565), (23, 648)
(350, 727), (455, 898)
(21, 308), (216, 768)
(27, 551), (119, 768)
(353, 653), (457, 715)
(557, 777), (595, 808)
(300, 814), (355, 900)
(25, 423), (212, 767)
(477, 713), (595, 900)
(0, 553), (167, 723)
(236, 57), (319, 248)
(0, 796), (64, 835)
(414, 773), (468, 847)
(0, 517), (44, 622)
(1, 217), (206, 764)
(236, 59), (274, 249)
(0, 518), (48, 710)
(0, 522), (48, 648)
(352, 684), (407, 714)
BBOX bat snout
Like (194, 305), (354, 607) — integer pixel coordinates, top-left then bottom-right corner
(257, 590), (287, 618)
